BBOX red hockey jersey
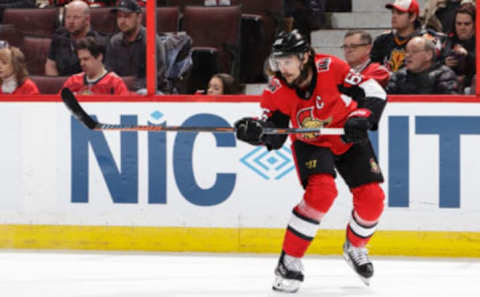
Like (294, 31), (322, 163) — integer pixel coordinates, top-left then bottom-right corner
(62, 72), (130, 95)
(0, 78), (39, 95)
(260, 54), (386, 155)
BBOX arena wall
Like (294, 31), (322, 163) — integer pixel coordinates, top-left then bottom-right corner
(0, 95), (479, 257)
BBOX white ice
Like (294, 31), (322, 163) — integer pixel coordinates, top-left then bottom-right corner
(0, 251), (478, 297)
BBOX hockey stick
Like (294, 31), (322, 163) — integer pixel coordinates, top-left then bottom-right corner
(60, 88), (344, 135)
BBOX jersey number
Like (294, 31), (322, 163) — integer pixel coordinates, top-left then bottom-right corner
(344, 71), (363, 85)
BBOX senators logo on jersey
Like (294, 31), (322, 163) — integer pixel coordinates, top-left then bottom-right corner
(296, 107), (332, 139)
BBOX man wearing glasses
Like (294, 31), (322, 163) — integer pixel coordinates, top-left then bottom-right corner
(386, 36), (458, 94)
(343, 30), (390, 87)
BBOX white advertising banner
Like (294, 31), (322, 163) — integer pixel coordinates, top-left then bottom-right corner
(0, 101), (479, 231)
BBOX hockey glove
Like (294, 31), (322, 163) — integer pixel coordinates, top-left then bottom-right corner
(234, 117), (265, 145)
(342, 109), (372, 144)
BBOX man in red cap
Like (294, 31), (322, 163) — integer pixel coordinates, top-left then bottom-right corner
(371, 0), (444, 73)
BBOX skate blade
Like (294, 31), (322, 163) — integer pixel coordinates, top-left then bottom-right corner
(343, 253), (371, 287)
(358, 275), (370, 286)
(272, 275), (301, 293)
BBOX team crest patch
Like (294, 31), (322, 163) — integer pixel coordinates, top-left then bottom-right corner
(296, 107), (332, 139)
(369, 158), (381, 174)
(267, 78), (281, 93)
(316, 57), (331, 72)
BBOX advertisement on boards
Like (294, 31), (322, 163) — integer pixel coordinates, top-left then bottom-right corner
(0, 101), (479, 232)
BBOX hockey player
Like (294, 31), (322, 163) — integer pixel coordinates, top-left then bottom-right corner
(234, 30), (387, 293)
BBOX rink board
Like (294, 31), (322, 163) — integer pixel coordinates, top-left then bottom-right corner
(0, 100), (479, 257)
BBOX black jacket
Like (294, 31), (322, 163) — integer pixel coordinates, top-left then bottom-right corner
(440, 35), (476, 88)
(386, 63), (459, 94)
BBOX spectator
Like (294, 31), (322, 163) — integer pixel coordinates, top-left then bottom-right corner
(105, 0), (168, 92)
(386, 36), (459, 94)
(62, 36), (130, 95)
(206, 73), (241, 95)
(371, 0), (445, 73)
(422, 0), (474, 33)
(45, 0), (107, 76)
(343, 30), (390, 87)
(440, 3), (476, 92)
(0, 42), (39, 95)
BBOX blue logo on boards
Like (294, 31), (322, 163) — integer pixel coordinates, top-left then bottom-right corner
(71, 113), (235, 206)
(70, 113), (480, 208)
(240, 146), (295, 180)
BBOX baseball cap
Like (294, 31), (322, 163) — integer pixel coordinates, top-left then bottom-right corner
(111, 0), (142, 13)
(385, 0), (419, 15)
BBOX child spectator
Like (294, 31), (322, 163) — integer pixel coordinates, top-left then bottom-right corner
(0, 42), (39, 95)
(62, 36), (130, 95)
(206, 73), (241, 95)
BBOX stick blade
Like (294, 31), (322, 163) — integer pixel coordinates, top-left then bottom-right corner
(60, 88), (98, 129)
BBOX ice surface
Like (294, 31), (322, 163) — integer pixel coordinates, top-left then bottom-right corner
(0, 251), (478, 297)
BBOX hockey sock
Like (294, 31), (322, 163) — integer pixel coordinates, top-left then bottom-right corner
(282, 174), (337, 257)
(283, 207), (320, 257)
(347, 183), (385, 247)
(346, 210), (378, 247)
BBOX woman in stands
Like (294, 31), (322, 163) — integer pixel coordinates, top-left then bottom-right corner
(206, 73), (242, 95)
(0, 42), (39, 95)
(441, 3), (476, 93)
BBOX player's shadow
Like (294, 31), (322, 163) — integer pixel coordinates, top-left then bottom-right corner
(267, 285), (373, 297)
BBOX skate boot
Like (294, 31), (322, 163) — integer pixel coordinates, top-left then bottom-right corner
(272, 251), (304, 293)
(343, 240), (374, 286)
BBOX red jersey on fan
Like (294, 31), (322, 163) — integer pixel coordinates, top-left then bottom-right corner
(261, 54), (380, 155)
(62, 72), (130, 95)
(0, 78), (40, 95)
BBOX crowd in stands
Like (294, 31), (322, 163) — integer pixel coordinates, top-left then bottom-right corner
(0, 0), (476, 96)
(369, 0), (476, 94)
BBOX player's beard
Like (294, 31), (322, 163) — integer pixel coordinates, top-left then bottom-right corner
(284, 61), (311, 89)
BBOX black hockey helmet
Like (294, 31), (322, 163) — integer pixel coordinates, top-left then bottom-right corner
(271, 29), (310, 58)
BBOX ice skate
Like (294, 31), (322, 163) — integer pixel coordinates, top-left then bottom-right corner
(272, 252), (304, 293)
(343, 240), (374, 286)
